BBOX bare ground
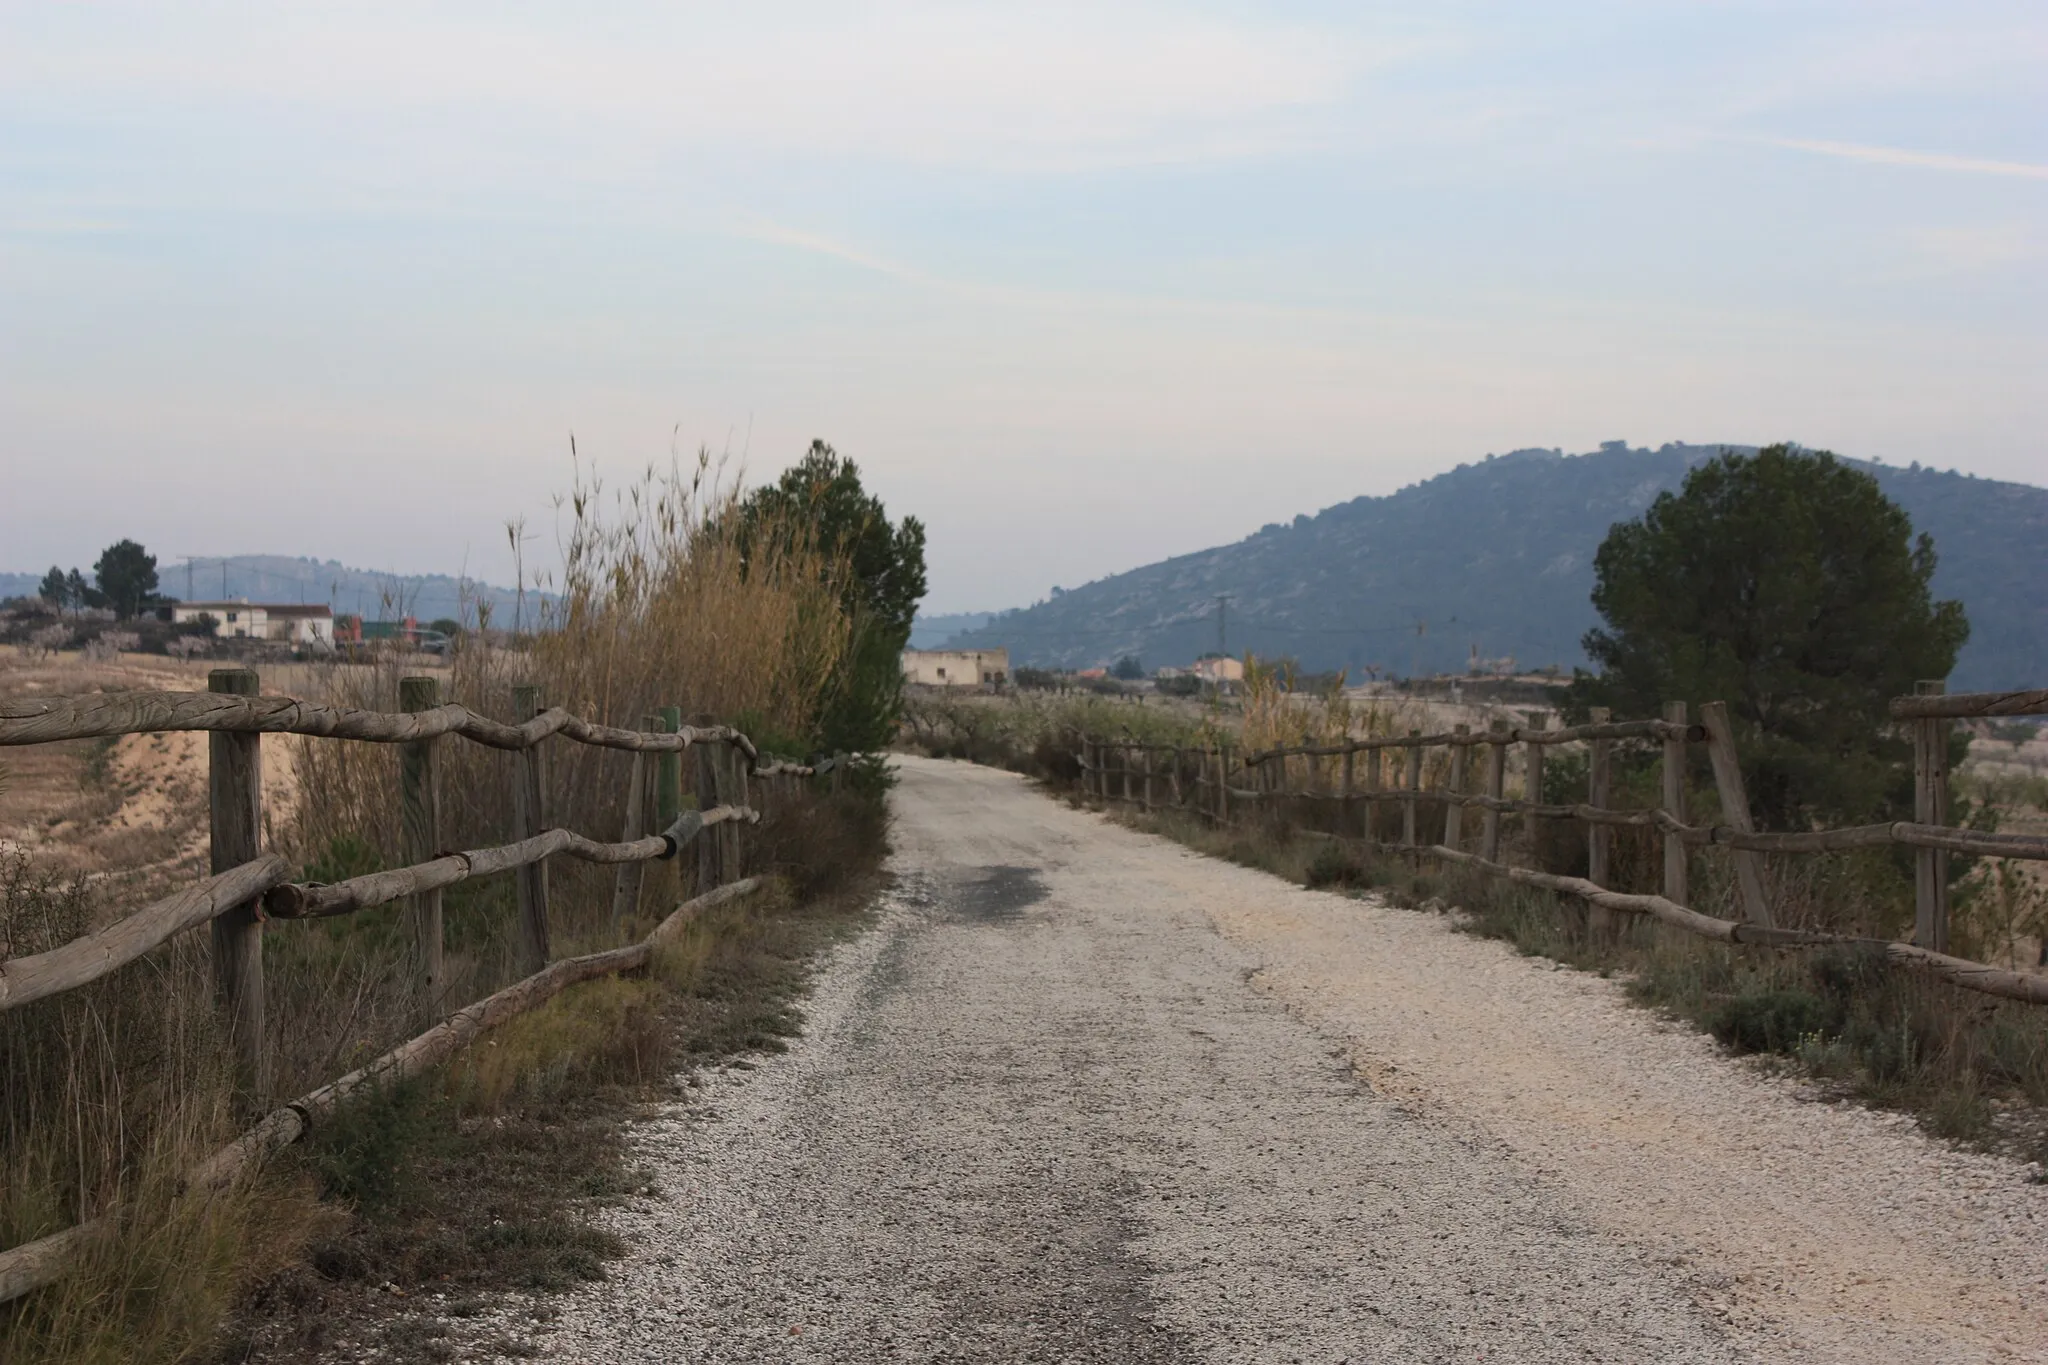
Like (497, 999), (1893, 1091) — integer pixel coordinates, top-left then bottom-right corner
(0, 647), (306, 892)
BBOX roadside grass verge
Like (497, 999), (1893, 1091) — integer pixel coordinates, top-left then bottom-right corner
(1094, 798), (2048, 1171)
(223, 854), (881, 1364)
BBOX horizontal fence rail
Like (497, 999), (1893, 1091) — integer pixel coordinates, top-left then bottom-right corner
(261, 806), (757, 920)
(0, 876), (770, 1305)
(1238, 718), (1703, 756)
(1431, 846), (2048, 1005)
(0, 690), (764, 757)
(1890, 688), (2048, 721)
(0, 857), (293, 1011)
(0, 669), (848, 1305)
(1072, 683), (2048, 1010)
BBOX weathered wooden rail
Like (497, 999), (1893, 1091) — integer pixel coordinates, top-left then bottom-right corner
(0, 671), (838, 1304)
(1075, 684), (2048, 1006)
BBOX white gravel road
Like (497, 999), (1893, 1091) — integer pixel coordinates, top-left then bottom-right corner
(467, 755), (2048, 1363)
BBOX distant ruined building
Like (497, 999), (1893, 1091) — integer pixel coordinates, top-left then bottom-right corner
(902, 648), (1010, 689)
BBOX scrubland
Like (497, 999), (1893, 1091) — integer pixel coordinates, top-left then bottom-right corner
(1, 461), (889, 1365)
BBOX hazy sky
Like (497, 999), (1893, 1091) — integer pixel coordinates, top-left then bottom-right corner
(3, 2), (2043, 611)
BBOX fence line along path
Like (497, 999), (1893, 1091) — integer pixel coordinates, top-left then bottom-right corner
(0, 671), (839, 1305)
(1077, 683), (2048, 1005)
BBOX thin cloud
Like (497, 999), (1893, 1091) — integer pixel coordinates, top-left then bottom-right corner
(1762, 136), (2048, 181)
(736, 221), (938, 287)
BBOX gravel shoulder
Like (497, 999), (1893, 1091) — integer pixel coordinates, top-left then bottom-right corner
(459, 756), (2048, 1363)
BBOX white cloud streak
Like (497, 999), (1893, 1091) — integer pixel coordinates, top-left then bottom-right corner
(1762, 136), (2048, 181)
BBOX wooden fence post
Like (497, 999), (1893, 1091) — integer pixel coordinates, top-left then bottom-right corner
(1587, 707), (1614, 938)
(1914, 679), (1951, 951)
(1141, 746), (1155, 812)
(1445, 725), (1469, 849)
(399, 676), (444, 1026)
(1661, 700), (1689, 908)
(722, 739), (749, 880)
(1364, 743), (1382, 844)
(1524, 711), (1549, 860)
(692, 714), (723, 893)
(1402, 731), (1421, 853)
(1170, 746), (1184, 808)
(208, 667), (268, 1105)
(610, 719), (651, 925)
(656, 708), (681, 829)
(1121, 744), (1134, 805)
(1340, 744), (1356, 839)
(510, 684), (553, 973)
(1482, 722), (1507, 862)
(1219, 742), (1233, 824)
(1699, 700), (1773, 928)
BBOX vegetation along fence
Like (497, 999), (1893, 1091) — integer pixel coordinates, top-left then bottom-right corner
(1078, 685), (2048, 1005)
(0, 668), (838, 1303)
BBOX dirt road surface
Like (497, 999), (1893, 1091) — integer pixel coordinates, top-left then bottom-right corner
(471, 755), (2048, 1363)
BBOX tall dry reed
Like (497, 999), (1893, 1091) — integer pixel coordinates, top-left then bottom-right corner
(279, 453), (857, 1085)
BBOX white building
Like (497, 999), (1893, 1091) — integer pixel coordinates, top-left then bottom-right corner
(902, 647), (1009, 688)
(172, 600), (334, 646)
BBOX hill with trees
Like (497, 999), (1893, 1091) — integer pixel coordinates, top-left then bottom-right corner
(944, 442), (2047, 691)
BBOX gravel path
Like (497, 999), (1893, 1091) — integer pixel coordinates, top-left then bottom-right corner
(466, 756), (2048, 1363)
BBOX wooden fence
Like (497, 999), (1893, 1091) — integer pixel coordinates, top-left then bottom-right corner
(1077, 685), (2048, 1006)
(0, 669), (838, 1303)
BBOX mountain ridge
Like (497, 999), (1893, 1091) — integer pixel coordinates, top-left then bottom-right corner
(944, 443), (2048, 692)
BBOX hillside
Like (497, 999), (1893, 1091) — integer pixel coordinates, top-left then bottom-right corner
(909, 611), (997, 649)
(0, 555), (547, 628)
(947, 443), (2048, 692)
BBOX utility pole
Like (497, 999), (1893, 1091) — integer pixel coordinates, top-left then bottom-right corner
(1215, 594), (1233, 657)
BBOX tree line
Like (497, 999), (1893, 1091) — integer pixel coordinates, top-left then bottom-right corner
(36, 540), (166, 620)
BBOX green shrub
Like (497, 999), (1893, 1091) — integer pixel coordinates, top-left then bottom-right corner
(1708, 989), (1842, 1054)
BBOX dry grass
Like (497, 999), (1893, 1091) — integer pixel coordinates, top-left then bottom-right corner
(224, 863), (880, 1364)
(0, 853), (331, 1365)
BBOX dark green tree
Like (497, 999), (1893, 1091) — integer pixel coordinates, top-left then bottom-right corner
(737, 441), (927, 754)
(1572, 445), (1967, 828)
(65, 569), (101, 613)
(92, 540), (159, 619)
(1111, 654), (1144, 680)
(36, 566), (68, 610)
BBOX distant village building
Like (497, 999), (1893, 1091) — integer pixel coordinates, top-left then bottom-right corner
(171, 599), (334, 646)
(902, 647), (1009, 688)
(1191, 655), (1245, 684)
